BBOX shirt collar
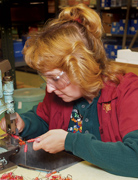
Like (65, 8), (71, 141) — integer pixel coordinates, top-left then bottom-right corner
(98, 82), (118, 103)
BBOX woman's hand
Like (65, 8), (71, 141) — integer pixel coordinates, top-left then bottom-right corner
(33, 129), (68, 154)
(0, 113), (25, 133)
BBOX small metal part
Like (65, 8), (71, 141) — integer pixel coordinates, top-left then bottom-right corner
(0, 70), (7, 115)
(0, 157), (8, 170)
(5, 112), (17, 134)
(0, 134), (20, 170)
(3, 75), (15, 114)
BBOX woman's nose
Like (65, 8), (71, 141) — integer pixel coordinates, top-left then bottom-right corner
(46, 84), (56, 93)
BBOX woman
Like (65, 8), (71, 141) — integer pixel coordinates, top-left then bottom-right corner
(1, 3), (138, 177)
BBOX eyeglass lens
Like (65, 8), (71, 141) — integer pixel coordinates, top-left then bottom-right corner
(41, 71), (70, 89)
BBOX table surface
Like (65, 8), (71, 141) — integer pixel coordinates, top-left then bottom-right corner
(0, 161), (136, 180)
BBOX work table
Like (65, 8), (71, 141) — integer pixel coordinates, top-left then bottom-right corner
(0, 161), (136, 180)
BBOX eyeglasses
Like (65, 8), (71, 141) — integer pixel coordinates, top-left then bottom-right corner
(39, 71), (70, 90)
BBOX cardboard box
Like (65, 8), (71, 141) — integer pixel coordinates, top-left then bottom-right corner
(48, 0), (55, 6)
(132, 0), (138, 7)
(111, 22), (120, 34)
(103, 23), (112, 33)
(129, 19), (138, 35)
(100, 0), (111, 7)
(82, 0), (90, 5)
(111, 0), (127, 7)
(116, 49), (138, 65)
(110, 45), (122, 59)
(48, 6), (55, 13)
(102, 12), (120, 24)
(104, 41), (122, 59)
(90, 0), (96, 5)
(111, 0), (118, 6)
(28, 27), (38, 33)
(119, 19), (130, 34)
(59, 0), (68, 6)
(13, 39), (23, 58)
(68, 0), (82, 6)
(48, 0), (55, 13)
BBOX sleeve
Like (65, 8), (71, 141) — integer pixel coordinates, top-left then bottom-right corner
(36, 91), (54, 124)
(118, 73), (138, 137)
(65, 130), (138, 177)
(19, 105), (49, 140)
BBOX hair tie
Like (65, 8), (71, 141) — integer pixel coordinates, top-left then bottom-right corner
(74, 18), (82, 24)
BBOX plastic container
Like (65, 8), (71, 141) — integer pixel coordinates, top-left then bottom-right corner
(13, 88), (45, 114)
(40, 82), (46, 90)
(13, 39), (23, 58)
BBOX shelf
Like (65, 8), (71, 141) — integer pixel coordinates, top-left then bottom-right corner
(58, 5), (69, 8)
(101, 6), (138, 11)
(89, 5), (96, 9)
(59, 5), (97, 10)
(100, 6), (127, 10)
(11, 2), (45, 7)
(105, 33), (122, 37)
(15, 60), (26, 68)
(105, 34), (135, 38)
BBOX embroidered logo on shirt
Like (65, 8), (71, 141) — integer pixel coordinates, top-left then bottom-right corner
(103, 103), (111, 113)
(68, 109), (83, 133)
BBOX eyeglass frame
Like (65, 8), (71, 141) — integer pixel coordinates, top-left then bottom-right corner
(38, 71), (70, 90)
